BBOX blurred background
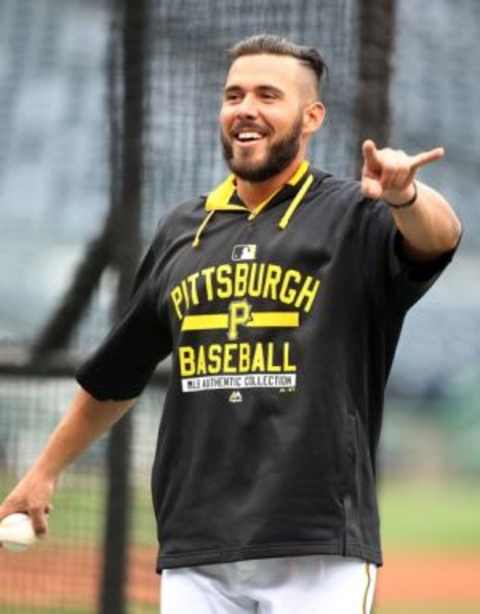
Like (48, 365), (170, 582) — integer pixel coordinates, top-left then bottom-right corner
(0, 0), (479, 613)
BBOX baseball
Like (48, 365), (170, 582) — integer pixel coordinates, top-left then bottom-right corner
(0, 513), (38, 552)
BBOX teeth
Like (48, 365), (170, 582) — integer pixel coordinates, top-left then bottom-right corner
(237, 132), (263, 141)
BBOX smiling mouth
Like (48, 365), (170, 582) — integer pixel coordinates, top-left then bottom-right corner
(233, 129), (268, 145)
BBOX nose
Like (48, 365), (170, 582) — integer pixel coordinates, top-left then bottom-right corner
(236, 94), (259, 119)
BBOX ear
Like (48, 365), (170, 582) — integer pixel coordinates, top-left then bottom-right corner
(303, 101), (326, 136)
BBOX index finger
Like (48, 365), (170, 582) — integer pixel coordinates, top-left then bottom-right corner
(411, 147), (445, 170)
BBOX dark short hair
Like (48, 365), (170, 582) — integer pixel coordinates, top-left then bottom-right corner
(227, 34), (327, 96)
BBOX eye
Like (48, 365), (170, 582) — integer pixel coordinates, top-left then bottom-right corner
(259, 90), (279, 102)
(224, 91), (242, 102)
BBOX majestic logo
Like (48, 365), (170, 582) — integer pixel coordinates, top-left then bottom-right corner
(229, 390), (243, 403)
(232, 244), (257, 261)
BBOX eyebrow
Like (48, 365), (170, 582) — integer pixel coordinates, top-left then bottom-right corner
(223, 84), (285, 97)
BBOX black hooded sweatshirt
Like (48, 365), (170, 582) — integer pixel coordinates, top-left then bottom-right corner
(77, 161), (456, 571)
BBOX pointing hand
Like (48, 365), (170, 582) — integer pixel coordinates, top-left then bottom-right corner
(361, 139), (445, 205)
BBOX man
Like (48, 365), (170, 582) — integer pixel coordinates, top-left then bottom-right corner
(0, 35), (461, 613)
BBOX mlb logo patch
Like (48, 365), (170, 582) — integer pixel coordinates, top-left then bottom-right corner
(232, 244), (257, 261)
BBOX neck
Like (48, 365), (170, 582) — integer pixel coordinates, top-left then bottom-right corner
(236, 155), (306, 211)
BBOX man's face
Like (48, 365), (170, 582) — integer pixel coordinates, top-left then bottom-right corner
(219, 54), (314, 182)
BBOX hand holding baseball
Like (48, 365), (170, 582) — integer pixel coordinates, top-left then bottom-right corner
(360, 139), (445, 205)
(0, 471), (56, 548)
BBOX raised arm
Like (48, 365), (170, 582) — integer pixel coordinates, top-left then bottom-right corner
(0, 387), (135, 538)
(361, 139), (462, 262)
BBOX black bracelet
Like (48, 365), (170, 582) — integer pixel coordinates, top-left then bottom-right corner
(386, 181), (418, 209)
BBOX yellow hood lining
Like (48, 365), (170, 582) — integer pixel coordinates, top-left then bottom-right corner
(205, 160), (310, 213)
(193, 161), (313, 248)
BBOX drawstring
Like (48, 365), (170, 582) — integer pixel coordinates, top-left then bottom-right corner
(193, 210), (216, 248)
(278, 173), (314, 230)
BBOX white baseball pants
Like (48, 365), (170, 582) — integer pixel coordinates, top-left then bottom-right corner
(160, 555), (377, 613)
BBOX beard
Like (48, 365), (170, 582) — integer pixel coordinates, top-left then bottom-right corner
(221, 114), (303, 183)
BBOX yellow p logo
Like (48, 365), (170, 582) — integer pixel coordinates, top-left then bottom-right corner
(228, 300), (252, 340)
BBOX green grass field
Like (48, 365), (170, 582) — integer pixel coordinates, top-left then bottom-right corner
(379, 478), (480, 552)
